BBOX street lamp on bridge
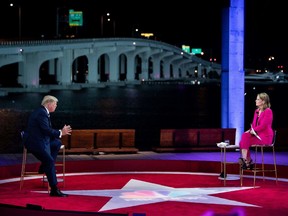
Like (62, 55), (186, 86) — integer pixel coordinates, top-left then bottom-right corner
(101, 13), (116, 37)
(9, 3), (22, 40)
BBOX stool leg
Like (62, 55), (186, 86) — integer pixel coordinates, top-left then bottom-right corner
(55, 145), (65, 188)
(272, 146), (278, 184)
(62, 147), (65, 187)
(240, 165), (243, 187)
(261, 147), (265, 180)
(20, 148), (27, 190)
(43, 175), (50, 193)
(253, 146), (258, 188)
(64, 148), (66, 186)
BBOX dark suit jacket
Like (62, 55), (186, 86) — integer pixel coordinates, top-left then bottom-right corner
(23, 105), (61, 152)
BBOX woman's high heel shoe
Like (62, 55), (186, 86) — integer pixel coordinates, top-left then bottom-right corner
(239, 158), (248, 170)
(239, 158), (254, 170)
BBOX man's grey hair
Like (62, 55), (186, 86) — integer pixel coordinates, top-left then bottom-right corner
(41, 95), (58, 106)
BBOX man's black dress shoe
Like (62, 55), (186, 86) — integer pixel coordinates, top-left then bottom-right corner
(50, 189), (68, 197)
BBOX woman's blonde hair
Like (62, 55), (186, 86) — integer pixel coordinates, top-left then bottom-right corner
(258, 92), (271, 109)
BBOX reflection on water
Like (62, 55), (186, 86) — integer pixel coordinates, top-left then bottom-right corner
(0, 83), (287, 153)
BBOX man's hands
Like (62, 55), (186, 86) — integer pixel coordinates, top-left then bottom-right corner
(61, 124), (72, 136)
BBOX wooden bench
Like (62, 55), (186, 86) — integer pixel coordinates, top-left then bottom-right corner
(153, 128), (236, 152)
(61, 129), (138, 154)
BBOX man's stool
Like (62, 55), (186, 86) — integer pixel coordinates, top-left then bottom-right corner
(19, 131), (66, 191)
(19, 145), (48, 191)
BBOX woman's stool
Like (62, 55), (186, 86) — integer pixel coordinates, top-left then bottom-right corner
(240, 130), (277, 187)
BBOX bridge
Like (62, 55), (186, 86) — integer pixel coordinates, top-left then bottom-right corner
(0, 38), (221, 88)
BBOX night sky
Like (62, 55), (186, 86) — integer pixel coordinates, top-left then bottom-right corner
(0, 0), (287, 70)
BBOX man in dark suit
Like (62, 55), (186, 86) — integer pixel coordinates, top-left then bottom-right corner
(23, 95), (72, 197)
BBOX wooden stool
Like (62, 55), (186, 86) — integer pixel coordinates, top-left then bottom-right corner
(19, 132), (66, 190)
(19, 145), (48, 191)
(55, 144), (66, 187)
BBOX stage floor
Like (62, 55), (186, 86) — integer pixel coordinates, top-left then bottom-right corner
(0, 151), (288, 216)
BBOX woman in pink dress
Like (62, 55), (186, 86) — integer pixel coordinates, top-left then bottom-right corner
(239, 92), (274, 169)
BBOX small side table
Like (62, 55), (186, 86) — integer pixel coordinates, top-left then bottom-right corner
(217, 142), (240, 186)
